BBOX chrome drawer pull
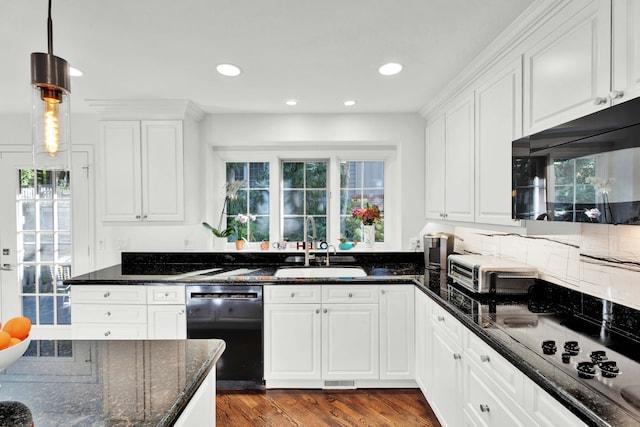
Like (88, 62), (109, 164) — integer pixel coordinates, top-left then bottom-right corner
(479, 404), (490, 413)
(453, 353), (462, 360)
(104, 292), (110, 298)
(480, 355), (490, 363)
(437, 315), (445, 322)
(348, 293), (353, 298)
(105, 312), (111, 317)
(104, 331), (111, 337)
(291, 292), (295, 298)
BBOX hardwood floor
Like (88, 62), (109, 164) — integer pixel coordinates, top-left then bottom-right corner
(216, 389), (441, 427)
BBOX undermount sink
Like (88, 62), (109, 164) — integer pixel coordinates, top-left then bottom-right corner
(274, 267), (367, 278)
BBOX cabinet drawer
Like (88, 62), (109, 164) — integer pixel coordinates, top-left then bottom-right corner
(72, 304), (147, 324)
(264, 285), (321, 303)
(431, 303), (462, 343)
(322, 285), (379, 303)
(71, 285), (147, 304)
(147, 286), (186, 304)
(72, 322), (148, 340)
(465, 331), (524, 400)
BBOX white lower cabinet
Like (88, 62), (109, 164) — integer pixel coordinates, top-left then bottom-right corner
(417, 290), (587, 427)
(71, 285), (186, 339)
(264, 284), (414, 387)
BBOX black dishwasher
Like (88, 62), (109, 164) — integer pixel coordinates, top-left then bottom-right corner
(186, 284), (264, 389)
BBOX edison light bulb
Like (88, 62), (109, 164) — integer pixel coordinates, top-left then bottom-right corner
(43, 97), (60, 156)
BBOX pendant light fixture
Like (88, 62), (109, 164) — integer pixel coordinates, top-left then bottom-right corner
(31, 0), (71, 170)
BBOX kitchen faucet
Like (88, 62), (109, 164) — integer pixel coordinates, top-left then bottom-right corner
(325, 244), (337, 266)
(303, 216), (317, 266)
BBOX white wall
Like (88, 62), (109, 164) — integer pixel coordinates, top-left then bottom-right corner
(2, 111), (426, 269)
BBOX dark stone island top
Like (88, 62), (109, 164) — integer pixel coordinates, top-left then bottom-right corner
(0, 339), (224, 427)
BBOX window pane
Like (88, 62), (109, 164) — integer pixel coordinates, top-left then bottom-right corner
(312, 217), (327, 241)
(283, 190), (304, 215)
(19, 201), (36, 230)
(40, 233), (54, 262)
(37, 170), (54, 198)
(249, 190), (269, 215)
(39, 296), (54, 324)
(306, 162), (326, 188)
(253, 217), (270, 242)
(21, 265), (36, 293)
(57, 201), (71, 230)
(363, 189), (384, 211)
(22, 296), (36, 323)
(39, 201), (54, 230)
(363, 161), (384, 187)
(38, 265), (54, 293)
(21, 232), (36, 262)
(283, 162), (304, 188)
(58, 340), (73, 357)
(249, 162), (269, 188)
(57, 296), (71, 325)
(227, 191), (247, 215)
(306, 190), (327, 215)
(19, 170), (35, 198)
(283, 217), (303, 241)
(226, 162), (247, 182)
(39, 339), (56, 356)
(55, 171), (71, 199)
(58, 233), (72, 262)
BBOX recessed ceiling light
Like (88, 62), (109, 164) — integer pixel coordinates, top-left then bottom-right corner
(69, 66), (83, 77)
(344, 100), (356, 107)
(285, 99), (298, 106)
(216, 63), (242, 77)
(378, 62), (403, 76)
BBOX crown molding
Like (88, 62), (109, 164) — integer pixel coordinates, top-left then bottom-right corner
(419, 0), (572, 118)
(85, 99), (205, 121)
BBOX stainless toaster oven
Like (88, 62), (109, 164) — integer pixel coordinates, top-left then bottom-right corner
(447, 254), (537, 294)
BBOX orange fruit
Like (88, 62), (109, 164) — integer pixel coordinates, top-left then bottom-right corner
(0, 331), (11, 350)
(3, 316), (31, 340)
(8, 337), (21, 347)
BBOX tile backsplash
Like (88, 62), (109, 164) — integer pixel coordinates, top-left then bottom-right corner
(453, 224), (640, 311)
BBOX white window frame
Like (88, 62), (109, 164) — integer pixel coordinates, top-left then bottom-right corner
(209, 143), (399, 251)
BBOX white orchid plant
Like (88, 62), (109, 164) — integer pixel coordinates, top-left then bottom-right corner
(202, 180), (248, 238)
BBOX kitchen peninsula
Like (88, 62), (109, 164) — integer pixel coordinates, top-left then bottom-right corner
(0, 338), (224, 426)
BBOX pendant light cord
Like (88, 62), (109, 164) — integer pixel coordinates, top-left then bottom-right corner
(47, 0), (53, 55)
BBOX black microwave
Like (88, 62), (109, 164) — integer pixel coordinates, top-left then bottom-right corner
(512, 97), (640, 225)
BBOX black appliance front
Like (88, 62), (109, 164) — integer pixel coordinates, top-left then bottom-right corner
(186, 284), (264, 390)
(512, 96), (640, 225)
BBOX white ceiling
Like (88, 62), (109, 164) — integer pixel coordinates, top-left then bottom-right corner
(0, 0), (534, 115)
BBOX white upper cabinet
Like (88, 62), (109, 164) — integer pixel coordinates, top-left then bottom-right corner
(100, 120), (184, 222)
(475, 58), (523, 226)
(612, 0), (640, 105)
(425, 94), (475, 223)
(523, 0), (611, 135)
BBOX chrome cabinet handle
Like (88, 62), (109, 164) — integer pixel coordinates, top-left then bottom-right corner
(479, 404), (490, 413)
(104, 331), (111, 337)
(291, 292), (295, 298)
(593, 96), (607, 105)
(453, 353), (462, 360)
(610, 90), (624, 100)
(315, 309), (320, 314)
(381, 289), (386, 295)
(135, 215), (141, 219)
(323, 309), (328, 313)
(437, 315), (445, 322)
(142, 215), (148, 219)
(348, 293), (353, 298)
(104, 311), (111, 317)
(480, 355), (490, 363)
(103, 292), (110, 298)
(178, 309), (185, 315)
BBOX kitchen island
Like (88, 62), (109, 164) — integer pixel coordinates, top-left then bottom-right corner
(0, 338), (224, 426)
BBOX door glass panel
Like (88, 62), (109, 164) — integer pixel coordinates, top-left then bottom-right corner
(340, 161), (385, 242)
(17, 169), (72, 325)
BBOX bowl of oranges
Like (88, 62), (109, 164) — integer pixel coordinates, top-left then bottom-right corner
(0, 316), (31, 371)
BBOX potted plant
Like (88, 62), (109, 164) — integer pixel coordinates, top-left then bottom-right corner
(203, 180), (246, 249)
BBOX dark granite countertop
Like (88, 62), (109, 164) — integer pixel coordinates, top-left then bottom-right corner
(64, 251), (424, 285)
(417, 269), (640, 427)
(0, 339), (224, 427)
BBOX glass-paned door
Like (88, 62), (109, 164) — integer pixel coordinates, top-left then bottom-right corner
(17, 169), (72, 325)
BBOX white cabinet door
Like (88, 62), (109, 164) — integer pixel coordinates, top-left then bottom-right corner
(523, 376), (588, 427)
(444, 94), (475, 222)
(264, 303), (322, 380)
(100, 121), (142, 221)
(430, 326), (463, 427)
(148, 305), (187, 339)
(475, 58), (523, 226)
(425, 114), (446, 220)
(141, 121), (184, 221)
(379, 285), (414, 380)
(523, 0), (611, 134)
(612, 0), (640, 105)
(322, 303), (379, 380)
(100, 120), (184, 222)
